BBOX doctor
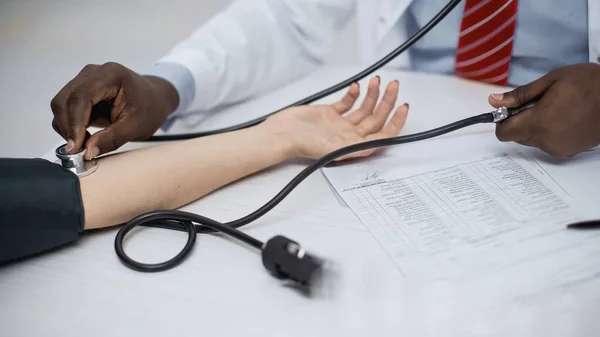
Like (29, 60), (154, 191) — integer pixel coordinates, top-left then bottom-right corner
(51, 0), (600, 159)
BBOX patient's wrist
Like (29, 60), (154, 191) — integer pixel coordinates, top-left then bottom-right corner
(254, 123), (297, 161)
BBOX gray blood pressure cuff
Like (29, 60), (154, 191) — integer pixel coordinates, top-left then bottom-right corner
(0, 158), (84, 264)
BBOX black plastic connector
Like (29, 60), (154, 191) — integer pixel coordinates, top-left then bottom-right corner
(261, 235), (324, 287)
(507, 98), (540, 118)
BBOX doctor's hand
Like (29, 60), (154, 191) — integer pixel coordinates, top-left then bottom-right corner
(51, 62), (179, 159)
(264, 76), (409, 161)
(489, 63), (600, 158)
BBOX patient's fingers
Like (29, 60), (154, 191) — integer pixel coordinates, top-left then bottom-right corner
(355, 80), (399, 137)
(376, 103), (409, 138)
(331, 83), (360, 114)
(364, 103), (409, 153)
(375, 80), (399, 118)
(345, 76), (380, 124)
(336, 103), (409, 160)
(335, 146), (377, 161)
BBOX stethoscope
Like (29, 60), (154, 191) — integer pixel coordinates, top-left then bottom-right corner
(55, 0), (538, 292)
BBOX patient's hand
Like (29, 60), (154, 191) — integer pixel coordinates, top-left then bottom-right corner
(264, 76), (409, 160)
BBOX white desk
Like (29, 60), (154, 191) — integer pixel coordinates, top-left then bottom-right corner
(1, 67), (599, 337)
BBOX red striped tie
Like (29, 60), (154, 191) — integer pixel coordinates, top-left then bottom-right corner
(454, 0), (518, 86)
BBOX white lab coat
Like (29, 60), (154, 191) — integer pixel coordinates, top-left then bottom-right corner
(158, 0), (600, 114)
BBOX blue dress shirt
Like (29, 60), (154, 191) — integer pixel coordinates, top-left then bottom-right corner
(405, 0), (589, 86)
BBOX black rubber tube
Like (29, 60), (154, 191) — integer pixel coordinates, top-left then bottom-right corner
(115, 112), (493, 272)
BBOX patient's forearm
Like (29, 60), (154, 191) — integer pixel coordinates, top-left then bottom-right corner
(79, 125), (293, 230)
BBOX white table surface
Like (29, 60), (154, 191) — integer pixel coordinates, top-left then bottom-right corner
(1, 67), (598, 337)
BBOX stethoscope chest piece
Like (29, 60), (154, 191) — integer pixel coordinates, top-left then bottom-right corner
(54, 144), (98, 177)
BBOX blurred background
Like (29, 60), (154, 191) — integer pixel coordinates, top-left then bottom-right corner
(0, 0), (357, 158)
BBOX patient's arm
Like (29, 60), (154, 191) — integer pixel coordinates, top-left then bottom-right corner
(79, 77), (409, 230)
(80, 124), (291, 229)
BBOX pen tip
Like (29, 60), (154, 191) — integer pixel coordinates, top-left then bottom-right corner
(564, 220), (600, 230)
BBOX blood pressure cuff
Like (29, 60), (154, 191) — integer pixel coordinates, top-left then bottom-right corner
(0, 158), (84, 264)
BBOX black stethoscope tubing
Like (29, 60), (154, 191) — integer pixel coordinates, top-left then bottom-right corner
(115, 0), (492, 272)
(142, 0), (464, 141)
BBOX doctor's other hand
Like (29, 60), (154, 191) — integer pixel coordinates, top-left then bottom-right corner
(263, 76), (409, 161)
(50, 62), (179, 159)
(489, 63), (600, 158)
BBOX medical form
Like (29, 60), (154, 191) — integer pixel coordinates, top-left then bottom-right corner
(322, 131), (600, 299)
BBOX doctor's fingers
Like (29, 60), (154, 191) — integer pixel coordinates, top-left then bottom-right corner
(85, 115), (137, 160)
(354, 80), (400, 136)
(50, 64), (97, 148)
(345, 76), (381, 124)
(495, 105), (536, 143)
(51, 63), (122, 152)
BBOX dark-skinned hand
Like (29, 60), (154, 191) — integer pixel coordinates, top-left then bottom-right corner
(489, 63), (600, 158)
(51, 62), (179, 159)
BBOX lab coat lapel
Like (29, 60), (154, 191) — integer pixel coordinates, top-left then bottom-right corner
(377, 0), (414, 42)
(588, 0), (600, 63)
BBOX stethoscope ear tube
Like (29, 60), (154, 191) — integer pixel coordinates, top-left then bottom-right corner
(106, 0), (543, 291)
(113, 111), (496, 278)
(112, 101), (540, 292)
(142, 0), (465, 142)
